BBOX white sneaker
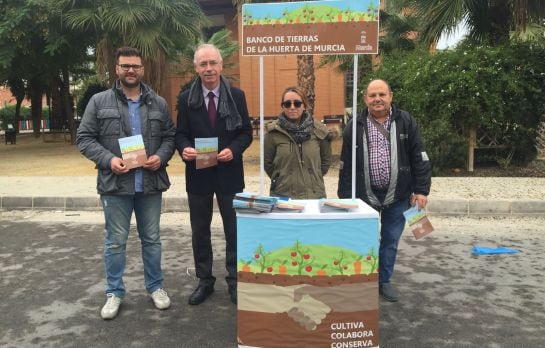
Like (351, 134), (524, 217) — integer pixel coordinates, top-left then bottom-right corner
(101, 293), (122, 320)
(151, 288), (171, 310)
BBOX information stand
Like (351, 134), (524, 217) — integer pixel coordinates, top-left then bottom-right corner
(237, 199), (380, 348)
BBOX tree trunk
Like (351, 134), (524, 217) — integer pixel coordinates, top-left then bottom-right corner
(14, 101), (22, 133)
(146, 49), (168, 96)
(50, 78), (62, 131)
(61, 68), (76, 144)
(535, 115), (545, 160)
(29, 82), (43, 137)
(96, 37), (115, 86)
(297, 55), (316, 117)
(7, 78), (26, 133)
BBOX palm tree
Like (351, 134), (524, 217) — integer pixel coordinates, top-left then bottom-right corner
(319, 0), (422, 108)
(172, 28), (241, 102)
(536, 115), (545, 161)
(174, 28), (241, 81)
(379, 5), (423, 52)
(297, 55), (316, 116)
(410, 0), (545, 46)
(61, 0), (206, 95)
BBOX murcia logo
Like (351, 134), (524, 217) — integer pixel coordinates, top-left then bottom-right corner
(360, 31), (367, 44)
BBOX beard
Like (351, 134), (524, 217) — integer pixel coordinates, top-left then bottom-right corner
(119, 74), (141, 89)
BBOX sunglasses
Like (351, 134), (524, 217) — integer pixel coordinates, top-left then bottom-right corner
(281, 100), (303, 108)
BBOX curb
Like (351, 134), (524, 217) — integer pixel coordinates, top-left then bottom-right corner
(427, 199), (545, 216)
(2, 196), (545, 216)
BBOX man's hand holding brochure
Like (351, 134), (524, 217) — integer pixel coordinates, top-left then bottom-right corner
(403, 202), (434, 240)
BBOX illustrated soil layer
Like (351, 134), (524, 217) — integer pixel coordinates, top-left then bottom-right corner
(238, 272), (379, 347)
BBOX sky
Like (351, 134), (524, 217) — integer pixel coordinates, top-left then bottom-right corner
(436, 21), (468, 49)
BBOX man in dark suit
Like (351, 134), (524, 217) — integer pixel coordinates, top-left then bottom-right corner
(175, 44), (253, 305)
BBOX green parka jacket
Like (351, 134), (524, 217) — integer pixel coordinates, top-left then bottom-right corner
(264, 115), (332, 199)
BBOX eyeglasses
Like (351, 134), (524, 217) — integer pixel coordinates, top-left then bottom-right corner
(281, 100), (303, 108)
(118, 64), (143, 71)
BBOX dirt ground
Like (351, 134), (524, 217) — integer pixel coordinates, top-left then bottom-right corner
(0, 133), (342, 176)
(1, 132), (542, 177)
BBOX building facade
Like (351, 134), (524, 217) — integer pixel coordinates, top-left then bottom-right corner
(165, 0), (346, 121)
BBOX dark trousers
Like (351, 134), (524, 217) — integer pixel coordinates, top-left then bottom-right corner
(187, 191), (237, 288)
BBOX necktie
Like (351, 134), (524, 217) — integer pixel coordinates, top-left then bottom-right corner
(207, 91), (217, 128)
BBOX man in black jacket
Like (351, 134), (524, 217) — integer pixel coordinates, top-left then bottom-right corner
(175, 44), (253, 305)
(338, 79), (431, 302)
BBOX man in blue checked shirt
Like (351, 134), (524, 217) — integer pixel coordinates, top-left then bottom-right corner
(338, 79), (432, 302)
(77, 46), (175, 319)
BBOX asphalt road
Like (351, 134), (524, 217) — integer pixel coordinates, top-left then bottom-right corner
(1, 212), (544, 348)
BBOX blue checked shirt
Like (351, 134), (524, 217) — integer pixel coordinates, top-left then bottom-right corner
(128, 96), (143, 192)
(367, 109), (391, 190)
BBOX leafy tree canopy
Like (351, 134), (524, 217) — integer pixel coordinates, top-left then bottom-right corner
(367, 41), (545, 172)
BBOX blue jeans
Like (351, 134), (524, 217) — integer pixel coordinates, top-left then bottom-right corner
(374, 191), (409, 284)
(100, 193), (164, 297)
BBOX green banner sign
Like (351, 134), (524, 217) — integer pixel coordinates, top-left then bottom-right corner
(241, 0), (380, 56)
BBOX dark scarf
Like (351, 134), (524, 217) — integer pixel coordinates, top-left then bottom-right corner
(187, 75), (242, 131)
(278, 111), (314, 144)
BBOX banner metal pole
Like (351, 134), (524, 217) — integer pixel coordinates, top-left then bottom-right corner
(259, 55), (265, 195)
(351, 54), (359, 199)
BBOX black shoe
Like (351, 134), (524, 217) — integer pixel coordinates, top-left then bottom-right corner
(229, 288), (237, 305)
(188, 285), (214, 305)
(379, 283), (399, 302)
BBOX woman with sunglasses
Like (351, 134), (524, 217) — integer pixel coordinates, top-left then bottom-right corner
(264, 86), (333, 199)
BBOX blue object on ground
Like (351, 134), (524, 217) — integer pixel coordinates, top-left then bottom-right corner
(472, 246), (520, 255)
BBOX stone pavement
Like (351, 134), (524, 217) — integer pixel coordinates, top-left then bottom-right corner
(1, 175), (545, 216)
(1, 212), (544, 347)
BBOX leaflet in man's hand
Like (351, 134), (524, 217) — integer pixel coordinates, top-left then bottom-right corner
(403, 204), (434, 240)
(410, 215), (434, 240)
(195, 137), (218, 169)
(118, 134), (147, 169)
(403, 204), (426, 225)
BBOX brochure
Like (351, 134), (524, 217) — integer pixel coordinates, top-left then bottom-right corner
(402, 204), (426, 225)
(195, 137), (218, 169)
(273, 200), (306, 213)
(233, 192), (278, 214)
(118, 134), (147, 170)
(319, 199), (359, 213)
(410, 215), (434, 240)
(403, 203), (434, 240)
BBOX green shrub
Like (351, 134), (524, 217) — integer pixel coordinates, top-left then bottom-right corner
(0, 105), (29, 129)
(0, 105), (51, 129)
(366, 42), (545, 173)
(0, 107), (14, 129)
